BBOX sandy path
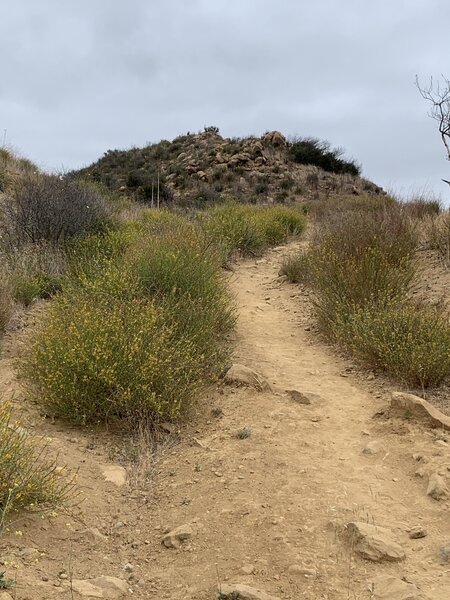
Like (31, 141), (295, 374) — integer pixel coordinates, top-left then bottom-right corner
(0, 242), (449, 599)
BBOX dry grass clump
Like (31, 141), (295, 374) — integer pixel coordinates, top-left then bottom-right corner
(426, 211), (450, 265)
(5, 243), (67, 306)
(0, 270), (13, 334)
(306, 194), (396, 222)
(0, 403), (75, 527)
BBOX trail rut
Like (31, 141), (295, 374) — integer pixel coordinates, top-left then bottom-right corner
(0, 242), (449, 599)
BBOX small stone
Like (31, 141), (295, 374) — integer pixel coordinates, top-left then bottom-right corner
(390, 392), (450, 430)
(123, 563), (133, 572)
(288, 565), (316, 577)
(408, 526), (427, 539)
(412, 454), (423, 462)
(160, 422), (176, 434)
(415, 468), (426, 478)
(439, 542), (450, 563)
(240, 564), (255, 575)
(218, 583), (280, 600)
(426, 473), (449, 500)
(59, 572), (68, 580)
(286, 390), (322, 405)
(363, 441), (381, 455)
(101, 465), (127, 487)
(81, 527), (108, 543)
(435, 439), (448, 447)
(71, 576), (128, 598)
(162, 524), (193, 549)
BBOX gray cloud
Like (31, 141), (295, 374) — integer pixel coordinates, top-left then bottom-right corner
(1, 0), (449, 199)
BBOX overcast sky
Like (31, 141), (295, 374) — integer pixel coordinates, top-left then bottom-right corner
(1, 0), (449, 199)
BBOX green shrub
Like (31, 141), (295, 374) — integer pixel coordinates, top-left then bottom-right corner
(308, 194), (396, 222)
(0, 402), (74, 526)
(341, 303), (450, 387)
(13, 274), (63, 306)
(128, 226), (236, 367)
(200, 202), (305, 260)
(257, 206), (306, 245)
(200, 202), (267, 259)
(23, 212), (235, 425)
(290, 137), (361, 176)
(304, 208), (417, 336)
(312, 207), (417, 268)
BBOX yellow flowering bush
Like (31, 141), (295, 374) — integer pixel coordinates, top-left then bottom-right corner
(0, 403), (74, 526)
(23, 284), (215, 424)
(341, 303), (450, 387)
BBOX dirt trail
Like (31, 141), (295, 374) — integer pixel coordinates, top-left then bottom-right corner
(0, 242), (449, 599)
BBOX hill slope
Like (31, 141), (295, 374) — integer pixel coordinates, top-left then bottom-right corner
(74, 129), (384, 206)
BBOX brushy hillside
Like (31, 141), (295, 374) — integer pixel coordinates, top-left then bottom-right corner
(73, 128), (384, 207)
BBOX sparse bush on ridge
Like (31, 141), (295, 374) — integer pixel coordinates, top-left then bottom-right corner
(289, 137), (361, 176)
(0, 403), (75, 526)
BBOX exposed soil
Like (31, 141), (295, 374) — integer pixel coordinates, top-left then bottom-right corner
(0, 242), (449, 599)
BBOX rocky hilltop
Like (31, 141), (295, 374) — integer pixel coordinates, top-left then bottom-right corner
(75, 129), (384, 206)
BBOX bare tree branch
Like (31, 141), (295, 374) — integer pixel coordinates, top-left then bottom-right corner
(416, 75), (450, 163)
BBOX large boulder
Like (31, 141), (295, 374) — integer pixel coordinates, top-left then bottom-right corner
(427, 473), (449, 500)
(346, 522), (405, 562)
(370, 575), (425, 600)
(262, 131), (287, 147)
(390, 392), (450, 430)
(71, 576), (128, 598)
